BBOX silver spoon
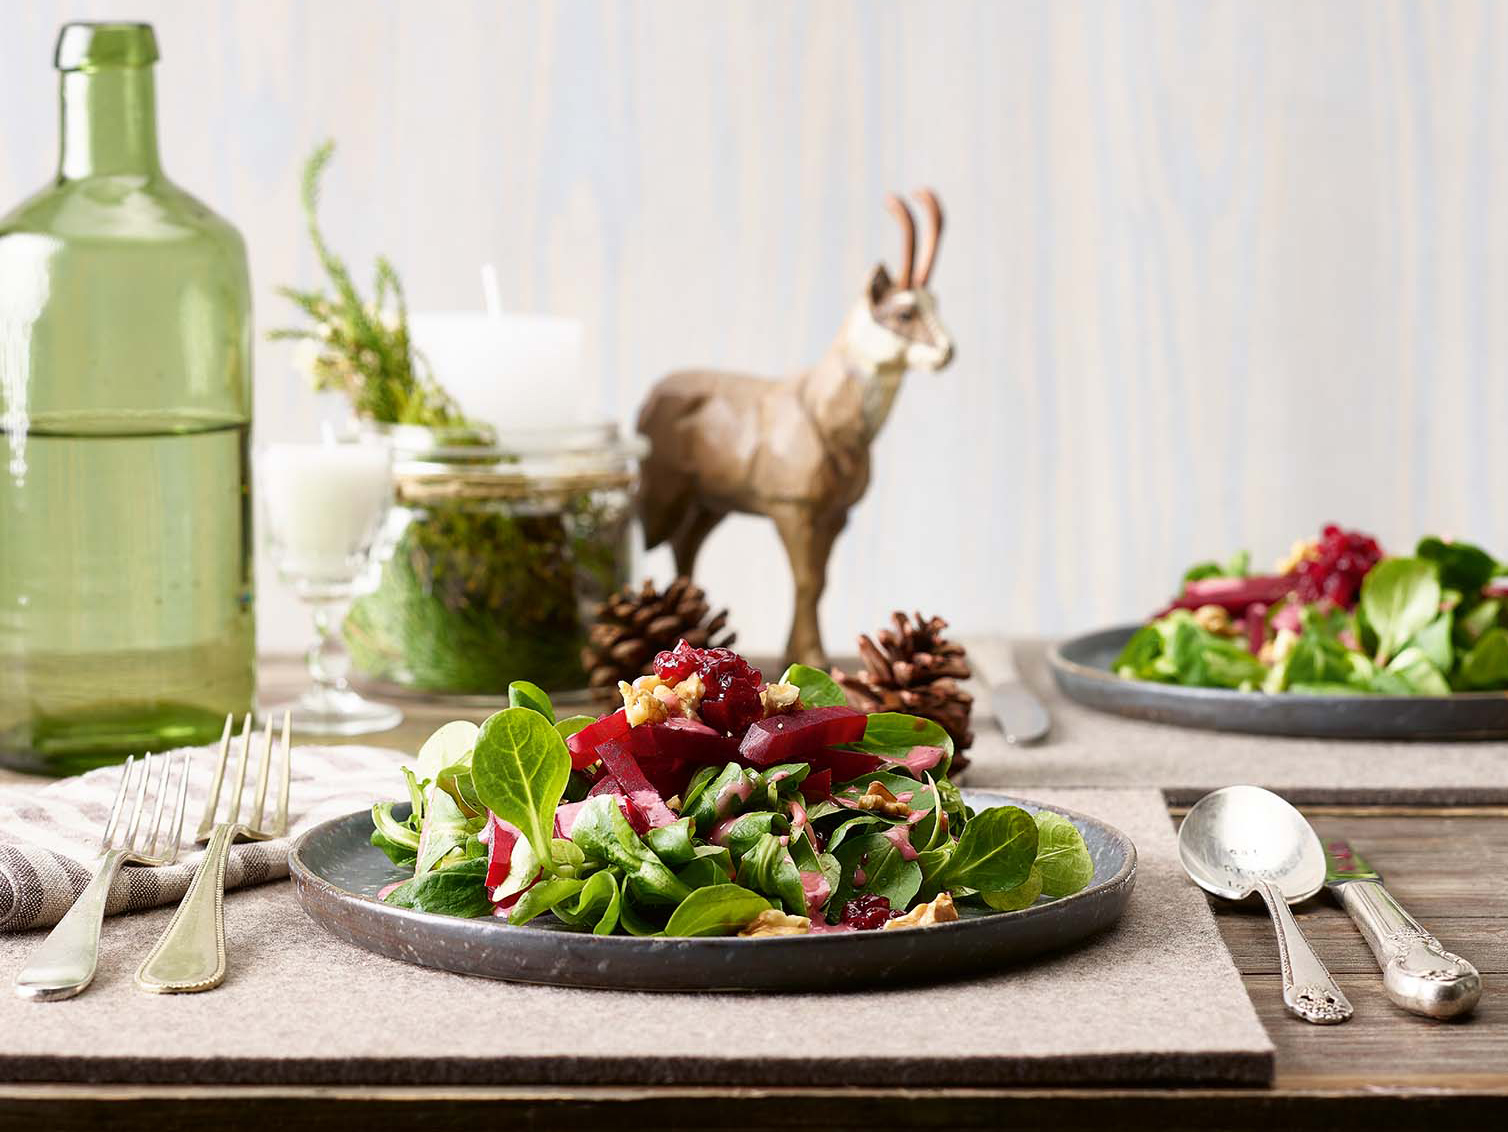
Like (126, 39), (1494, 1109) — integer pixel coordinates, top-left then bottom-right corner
(1178, 785), (1353, 1025)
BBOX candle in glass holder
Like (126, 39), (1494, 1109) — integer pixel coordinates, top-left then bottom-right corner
(259, 441), (393, 585)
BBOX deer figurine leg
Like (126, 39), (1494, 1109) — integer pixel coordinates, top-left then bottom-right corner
(668, 503), (726, 577)
(770, 502), (835, 667)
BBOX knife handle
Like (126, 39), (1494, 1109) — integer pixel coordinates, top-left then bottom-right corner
(1336, 881), (1481, 1019)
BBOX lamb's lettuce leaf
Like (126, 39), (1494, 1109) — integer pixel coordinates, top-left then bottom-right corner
(663, 884), (770, 937)
(473, 707), (572, 872)
(383, 858), (491, 918)
(778, 663), (847, 708)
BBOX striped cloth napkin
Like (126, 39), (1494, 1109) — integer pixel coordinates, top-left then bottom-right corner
(0, 743), (407, 933)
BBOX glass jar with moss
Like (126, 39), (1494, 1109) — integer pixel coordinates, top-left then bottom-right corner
(343, 423), (641, 696)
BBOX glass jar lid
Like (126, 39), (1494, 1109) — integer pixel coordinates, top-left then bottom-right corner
(370, 421), (646, 504)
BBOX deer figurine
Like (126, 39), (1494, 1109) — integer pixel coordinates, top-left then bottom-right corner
(637, 189), (954, 666)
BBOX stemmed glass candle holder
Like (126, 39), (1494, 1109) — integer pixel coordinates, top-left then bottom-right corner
(257, 436), (403, 735)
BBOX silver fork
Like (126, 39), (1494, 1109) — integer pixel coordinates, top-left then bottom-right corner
(14, 749), (193, 1001)
(134, 711), (290, 994)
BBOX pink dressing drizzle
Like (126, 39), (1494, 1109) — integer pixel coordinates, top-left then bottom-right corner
(714, 777), (754, 818)
(882, 823), (918, 860)
(799, 870), (831, 919)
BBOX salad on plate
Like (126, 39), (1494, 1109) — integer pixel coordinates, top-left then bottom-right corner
(1114, 525), (1508, 695)
(370, 642), (1095, 937)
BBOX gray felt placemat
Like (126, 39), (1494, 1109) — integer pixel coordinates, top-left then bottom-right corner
(0, 786), (1272, 1088)
(965, 640), (1508, 806)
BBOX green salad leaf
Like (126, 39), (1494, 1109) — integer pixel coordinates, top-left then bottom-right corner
(568, 794), (690, 906)
(662, 884), (771, 937)
(982, 864), (1043, 911)
(1458, 627), (1508, 690)
(735, 832), (807, 914)
(507, 680), (556, 722)
(940, 805), (1037, 892)
(1032, 811), (1095, 897)
(831, 832), (923, 915)
(778, 663), (848, 707)
(383, 858), (491, 918)
(1417, 537), (1498, 595)
(849, 712), (955, 760)
(472, 707), (571, 872)
(1361, 558), (1442, 665)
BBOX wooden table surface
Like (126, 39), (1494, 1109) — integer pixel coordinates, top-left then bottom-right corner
(2, 656), (1505, 1130)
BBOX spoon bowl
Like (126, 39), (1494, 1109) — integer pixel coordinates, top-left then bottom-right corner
(1178, 784), (1326, 903)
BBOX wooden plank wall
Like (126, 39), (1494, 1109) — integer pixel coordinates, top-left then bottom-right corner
(3, 0), (1504, 656)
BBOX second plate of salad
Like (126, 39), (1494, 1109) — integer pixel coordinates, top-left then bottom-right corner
(1051, 525), (1508, 740)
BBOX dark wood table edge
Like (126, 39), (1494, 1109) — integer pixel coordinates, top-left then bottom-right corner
(1, 1082), (1505, 1131)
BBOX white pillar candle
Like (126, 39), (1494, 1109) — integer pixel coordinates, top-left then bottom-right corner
(259, 441), (392, 583)
(407, 311), (586, 432)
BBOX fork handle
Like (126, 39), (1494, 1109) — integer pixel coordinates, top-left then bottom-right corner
(134, 823), (236, 994)
(13, 848), (130, 1001)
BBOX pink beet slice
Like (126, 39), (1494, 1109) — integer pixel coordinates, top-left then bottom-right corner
(739, 706), (868, 767)
(483, 813), (521, 891)
(596, 740), (679, 828)
(566, 708), (631, 770)
(1159, 574), (1295, 616)
(810, 746), (886, 782)
(644, 718), (741, 764)
(799, 768), (833, 801)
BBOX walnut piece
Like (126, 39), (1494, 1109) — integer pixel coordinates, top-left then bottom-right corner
(1192, 604), (1232, 635)
(882, 892), (959, 931)
(738, 909), (811, 937)
(619, 675), (671, 727)
(855, 780), (911, 817)
(1275, 537), (1319, 575)
(760, 681), (802, 715)
(672, 671), (706, 714)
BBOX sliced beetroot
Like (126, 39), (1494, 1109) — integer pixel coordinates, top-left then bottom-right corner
(565, 708), (631, 770)
(640, 755), (694, 800)
(1160, 574), (1295, 615)
(643, 718), (741, 764)
(810, 746), (885, 782)
(597, 740), (679, 828)
(586, 773), (622, 798)
(739, 706), (868, 766)
(799, 768), (833, 801)
(483, 813), (521, 891)
(1244, 601), (1269, 655)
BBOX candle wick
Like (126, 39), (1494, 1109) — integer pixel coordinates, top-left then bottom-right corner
(481, 263), (503, 321)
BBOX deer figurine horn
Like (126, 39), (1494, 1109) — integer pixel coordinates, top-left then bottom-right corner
(883, 192), (916, 289)
(913, 188), (944, 287)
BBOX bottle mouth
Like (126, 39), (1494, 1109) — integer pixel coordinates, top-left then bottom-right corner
(55, 22), (159, 72)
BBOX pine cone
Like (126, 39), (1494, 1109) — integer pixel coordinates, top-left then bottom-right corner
(832, 611), (974, 774)
(582, 577), (735, 702)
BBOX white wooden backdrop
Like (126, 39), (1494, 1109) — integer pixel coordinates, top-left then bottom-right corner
(4, 0), (1506, 656)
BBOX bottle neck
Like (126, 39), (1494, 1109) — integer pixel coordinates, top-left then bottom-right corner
(58, 67), (161, 179)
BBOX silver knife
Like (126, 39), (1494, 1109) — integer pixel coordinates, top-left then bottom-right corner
(989, 682), (1051, 745)
(1324, 838), (1481, 1019)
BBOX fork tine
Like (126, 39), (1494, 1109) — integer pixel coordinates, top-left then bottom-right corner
(196, 714), (235, 840)
(249, 715), (274, 831)
(142, 753), (172, 856)
(99, 755), (136, 853)
(121, 753), (153, 850)
(168, 750), (193, 863)
(275, 711), (292, 836)
(224, 713), (254, 827)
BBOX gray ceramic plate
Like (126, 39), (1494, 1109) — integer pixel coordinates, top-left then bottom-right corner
(1052, 625), (1508, 740)
(288, 790), (1136, 992)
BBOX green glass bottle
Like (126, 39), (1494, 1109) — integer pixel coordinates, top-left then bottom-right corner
(0, 23), (255, 776)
